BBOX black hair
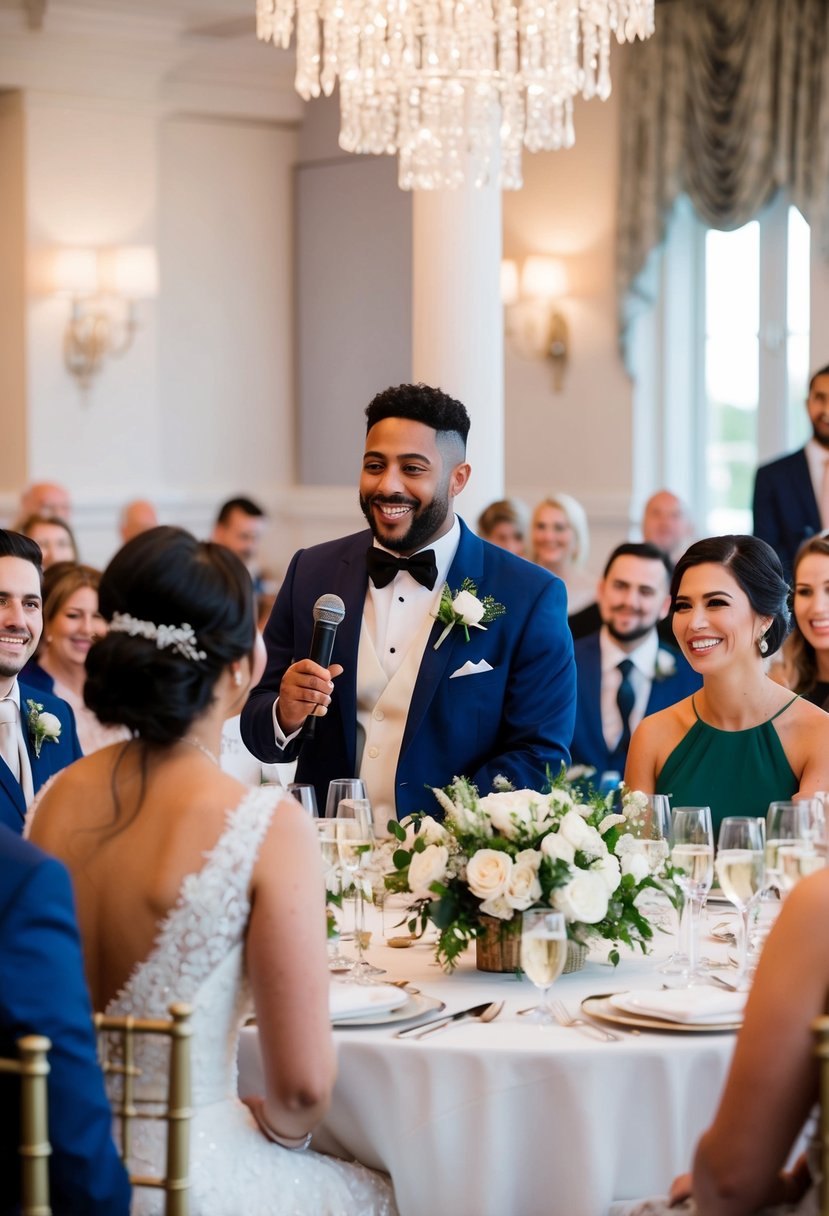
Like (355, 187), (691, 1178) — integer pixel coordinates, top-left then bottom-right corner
(670, 535), (791, 654)
(809, 364), (829, 393)
(365, 383), (470, 448)
(85, 526), (255, 745)
(0, 529), (43, 584)
(215, 496), (266, 525)
(602, 541), (673, 581)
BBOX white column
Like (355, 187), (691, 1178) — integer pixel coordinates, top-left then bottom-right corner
(412, 182), (504, 531)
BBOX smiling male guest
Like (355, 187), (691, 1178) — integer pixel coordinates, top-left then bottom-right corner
(241, 383), (576, 824)
(753, 363), (829, 578)
(570, 542), (700, 780)
(0, 531), (82, 834)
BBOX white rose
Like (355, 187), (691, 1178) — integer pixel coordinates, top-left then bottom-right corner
(505, 849), (542, 910)
(591, 854), (622, 893)
(613, 833), (638, 858)
(479, 894), (513, 920)
(621, 851), (650, 883)
(418, 815), (449, 846)
(37, 712), (62, 738)
(451, 589), (485, 625)
(407, 844), (449, 899)
(466, 849), (512, 900)
(559, 810), (607, 859)
(540, 832), (575, 865)
(598, 813), (627, 836)
(480, 789), (553, 839)
(553, 871), (610, 924)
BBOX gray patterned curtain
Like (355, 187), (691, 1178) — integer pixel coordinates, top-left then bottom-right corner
(617, 0), (829, 319)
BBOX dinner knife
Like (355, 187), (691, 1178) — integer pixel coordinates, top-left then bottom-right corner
(394, 1001), (494, 1039)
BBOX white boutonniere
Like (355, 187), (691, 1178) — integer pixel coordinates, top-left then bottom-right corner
(654, 648), (676, 681)
(432, 578), (506, 650)
(26, 699), (62, 758)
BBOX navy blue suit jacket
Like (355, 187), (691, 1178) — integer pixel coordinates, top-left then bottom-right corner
(570, 630), (702, 776)
(241, 520), (576, 818)
(753, 447), (820, 579)
(0, 826), (131, 1215)
(0, 682), (83, 836)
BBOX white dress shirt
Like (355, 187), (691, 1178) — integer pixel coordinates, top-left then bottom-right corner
(599, 628), (659, 752)
(3, 680), (35, 804)
(805, 438), (829, 528)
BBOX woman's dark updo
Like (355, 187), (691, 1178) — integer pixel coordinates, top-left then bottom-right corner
(670, 534), (791, 655)
(85, 526), (255, 744)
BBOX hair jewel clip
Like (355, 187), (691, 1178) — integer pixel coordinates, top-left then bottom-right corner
(109, 612), (207, 662)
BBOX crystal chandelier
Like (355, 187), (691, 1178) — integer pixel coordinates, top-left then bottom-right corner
(256, 0), (654, 191)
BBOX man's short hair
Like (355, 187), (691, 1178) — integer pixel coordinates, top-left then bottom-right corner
(215, 497), (266, 526)
(365, 383), (470, 448)
(0, 529), (44, 576)
(602, 541), (673, 581)
(809, 364), (829, 393)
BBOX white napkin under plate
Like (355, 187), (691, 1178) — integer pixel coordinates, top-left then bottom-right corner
(329, 982), (409, 1021)
(609, 988), (747, 1024)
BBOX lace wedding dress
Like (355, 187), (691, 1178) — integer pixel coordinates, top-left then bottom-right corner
(104, 786), (398, 1216)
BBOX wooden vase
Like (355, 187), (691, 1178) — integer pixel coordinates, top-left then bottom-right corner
(475, 914), (588, 974)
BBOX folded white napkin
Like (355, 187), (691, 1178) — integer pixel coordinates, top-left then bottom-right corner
(609, 988), (746, 1024)
(329, 982), (409, 1021)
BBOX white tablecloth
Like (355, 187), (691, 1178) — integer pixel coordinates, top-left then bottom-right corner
(238, 905), (741, 1216)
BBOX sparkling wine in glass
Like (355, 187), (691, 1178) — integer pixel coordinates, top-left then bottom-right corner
(766, 800), (811, 896)
(716, 816), (765, 989)
(520, 909), (567, 1025)
(335, 797), (384, 980)
(626, 794), (672, 875)
(669, 806), (714, 985)
(315, 820), (355, 971)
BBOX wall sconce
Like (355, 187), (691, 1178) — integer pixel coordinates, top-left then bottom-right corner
(501, 254), (569, 391)
(51, 246), (159, 389)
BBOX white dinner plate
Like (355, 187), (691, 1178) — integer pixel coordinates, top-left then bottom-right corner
(332, 991), (444, 1028)
(581, 994), (742, 1034)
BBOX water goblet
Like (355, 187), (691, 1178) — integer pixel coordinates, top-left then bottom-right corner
(716, 816), (765, 989)
(520, 909), (568, 1025)
(668, 806), (714, 985)
(335, 798), (384, 980)
(286, 783), (319, 818)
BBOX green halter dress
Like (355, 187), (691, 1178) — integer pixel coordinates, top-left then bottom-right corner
(656, 695), (800, 837)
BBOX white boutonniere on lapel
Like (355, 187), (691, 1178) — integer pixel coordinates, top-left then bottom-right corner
(26, 699), (62, 758)
(653, 649), (676, 682)
(432, 578), (506, 650)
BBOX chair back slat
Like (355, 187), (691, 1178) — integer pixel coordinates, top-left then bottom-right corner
(0, 1034), (52, 1216)
(95, 1002), (192, 1216)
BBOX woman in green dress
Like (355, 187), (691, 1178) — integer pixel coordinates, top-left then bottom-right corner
(625, 535), (829, 838)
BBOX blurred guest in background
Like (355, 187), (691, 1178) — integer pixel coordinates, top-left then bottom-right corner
(119, 498), (158, 545)
(771, 533), (829, 709)
(19, 514), (78, 569)
(17, 481), (72, 524)
(641, 489), (694, 565)
(476, 498), (528, 556)
(212, 496), (270, 594)
(24, 563), (129, 755)
(530, 493), (595, 614)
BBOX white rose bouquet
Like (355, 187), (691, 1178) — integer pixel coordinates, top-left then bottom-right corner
(385, 769), (674, 970)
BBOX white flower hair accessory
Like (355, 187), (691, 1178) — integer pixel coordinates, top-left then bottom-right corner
(109, 612), (207, 662)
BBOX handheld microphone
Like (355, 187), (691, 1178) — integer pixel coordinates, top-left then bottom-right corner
(303, 593), (346, 741)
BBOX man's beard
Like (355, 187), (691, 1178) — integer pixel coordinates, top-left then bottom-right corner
(813, 421), (829, 450)
(359, 490), (450, 554)
(0, 640), (34, 679)
(605, 617), (654, 646)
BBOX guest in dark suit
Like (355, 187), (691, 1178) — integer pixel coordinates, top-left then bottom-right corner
(753, 364), (829, 578)
(0, 531), (83, 834)
(241, 383), (576, 823)
(570, 542), (701, 779)
(0, 824), (131, 1215)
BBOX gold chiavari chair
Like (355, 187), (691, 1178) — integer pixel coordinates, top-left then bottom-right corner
(95, 1002), (193, 1216)
(815, 1014), (829, 1216)
(0, 1034), (51, 1216)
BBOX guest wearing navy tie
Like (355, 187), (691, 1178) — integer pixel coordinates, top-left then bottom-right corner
(570, 542), (700, 780)
(241, 383), (576, 825)
(753, 363), (829, 578)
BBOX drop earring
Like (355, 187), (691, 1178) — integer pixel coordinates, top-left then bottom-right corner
(233, 668), (243, 687)
(758, 633), (768, 655)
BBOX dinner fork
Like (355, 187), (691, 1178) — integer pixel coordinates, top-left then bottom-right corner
(551, 1000), (619, 1042)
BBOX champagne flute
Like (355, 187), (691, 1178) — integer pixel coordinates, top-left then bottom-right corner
(286, 783), (319, 818)
(520, 909), (568, 1025)
(716, 816), (765, 989)
(766, 800), (811, 897)
(325, 778), (367, 818)
(335, 798), (384, 980)
(625, 794), (672, 875)
(669, 806), (714, 985)
(314, 820), (355, 971)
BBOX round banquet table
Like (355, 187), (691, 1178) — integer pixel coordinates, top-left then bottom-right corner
(238, 902), (744, 1216)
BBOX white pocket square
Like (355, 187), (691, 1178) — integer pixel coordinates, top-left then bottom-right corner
(450, 659), (494, 679)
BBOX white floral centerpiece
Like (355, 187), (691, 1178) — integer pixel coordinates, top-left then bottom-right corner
(385, 769), (673, 971)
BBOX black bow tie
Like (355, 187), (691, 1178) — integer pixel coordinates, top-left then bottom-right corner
(366, 547), (438, 591)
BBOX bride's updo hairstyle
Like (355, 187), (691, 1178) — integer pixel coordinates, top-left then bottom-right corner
(670, 534), (791, 656)
(85, 526), (255, 745)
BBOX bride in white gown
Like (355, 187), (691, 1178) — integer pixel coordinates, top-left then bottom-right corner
(28, 526), (398, 1216)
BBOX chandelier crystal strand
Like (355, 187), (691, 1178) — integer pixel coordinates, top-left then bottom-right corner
(257, 0), (655, 190)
